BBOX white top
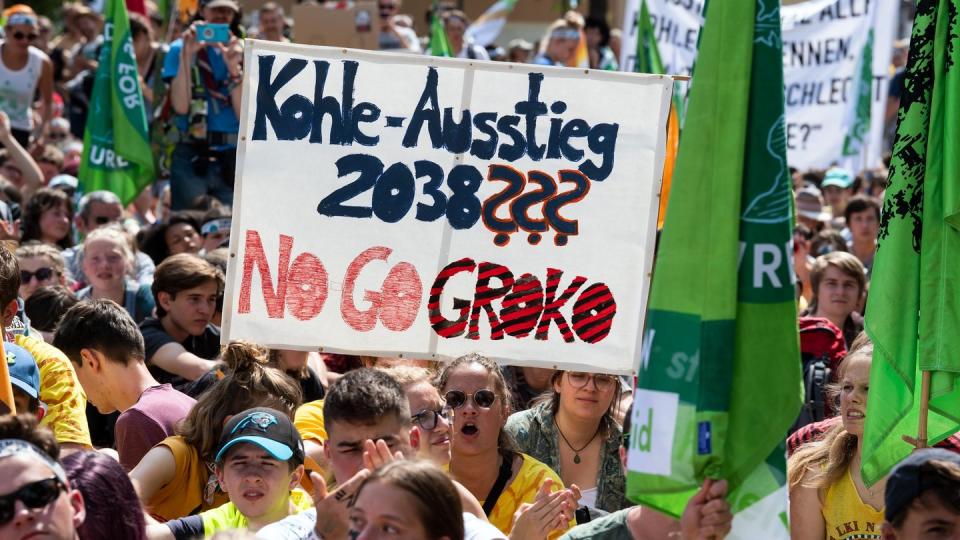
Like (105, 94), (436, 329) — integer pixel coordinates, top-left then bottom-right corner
(0, 43), (44, 131)
(256, 509), (507, 540)
(578, 487), (599, 510)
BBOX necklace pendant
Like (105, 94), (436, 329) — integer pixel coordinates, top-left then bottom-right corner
(573, 453), (581, 464)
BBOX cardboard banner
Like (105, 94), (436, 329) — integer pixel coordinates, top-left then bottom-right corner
(620, 0), (897, 171)
(223, 41), (671, 374)
(291, 2), (380, 50)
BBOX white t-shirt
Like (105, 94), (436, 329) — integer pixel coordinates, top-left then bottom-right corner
(0, 43), (45, 131)
(256, 510), (506, 540)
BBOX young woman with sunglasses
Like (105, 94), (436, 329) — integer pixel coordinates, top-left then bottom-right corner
(505, 370), (629, 515)
(0, 5), (54, 148)
(0, 414), (85, 540)
(437, 353), (577, 535)
(15, 242), (68, 300)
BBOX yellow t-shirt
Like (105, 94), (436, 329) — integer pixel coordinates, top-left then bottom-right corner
(293, 400), (328, 494)
(201, 489), (313, 536)
(482, 453), (564, 534)
(147, 435), (230, 522)
(16, 334), (92, 447)
(821, 468), (884, 540)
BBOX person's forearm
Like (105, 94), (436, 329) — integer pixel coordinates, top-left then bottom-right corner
(170, 50), (193, 115)
(1, 132), (43, 197)
(230, 85), (242, 121)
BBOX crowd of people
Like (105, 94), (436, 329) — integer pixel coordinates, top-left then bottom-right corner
(0, 0), (957, 539)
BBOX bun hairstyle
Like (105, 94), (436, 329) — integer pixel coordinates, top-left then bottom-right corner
(177, 341), (303, 462)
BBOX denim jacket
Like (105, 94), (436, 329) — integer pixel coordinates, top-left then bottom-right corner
(504, 402), (630, 513)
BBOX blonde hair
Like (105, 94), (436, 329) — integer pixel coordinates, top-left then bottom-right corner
(79, 225), (136, 276)
(787, 334), (873, 490)
(15, 242), (66, 276)
(808, 252), (866, 313)
(379, 365), (434, 389)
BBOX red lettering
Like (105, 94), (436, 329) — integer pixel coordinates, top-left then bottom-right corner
(499, 273), (544, 338)
(238, 230), (292, 318)
(535, 268), (587, 343)
(429, 258), (475, 338)
(286, 252), (329, 321)
(572, 283), (616, 343)
(379, 262), (422, 331)
(341, 246), (392, 331)
(468, 262), (514, 340)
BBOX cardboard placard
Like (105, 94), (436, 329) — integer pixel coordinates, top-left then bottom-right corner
(292, 2), (380, 50)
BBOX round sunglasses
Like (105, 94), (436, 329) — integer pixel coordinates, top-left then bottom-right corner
(0, 477), (65, 525)
(444, 389), (496, 410)
(12, 31), (39, 41)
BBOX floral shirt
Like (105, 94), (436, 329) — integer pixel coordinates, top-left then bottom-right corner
(505, 402), (629, 513)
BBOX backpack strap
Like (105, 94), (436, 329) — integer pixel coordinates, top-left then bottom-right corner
(482, 451), (515, 517)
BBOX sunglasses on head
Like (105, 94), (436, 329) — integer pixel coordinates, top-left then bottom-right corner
(21, 267), (55, 283)
(12, 31), (39, 41)
(444, 389), (496, 409)
(0, 477), (65, 525)
(412, 407), (452, 431)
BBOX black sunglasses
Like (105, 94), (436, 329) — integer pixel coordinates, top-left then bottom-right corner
(444, 389), (496, 410)
(412, 407), (452, 431)
(93, 216), (113, 225)
(21, 267), (55, 283)
(0, 477), (65, 525)
(12, 31), (39, 41)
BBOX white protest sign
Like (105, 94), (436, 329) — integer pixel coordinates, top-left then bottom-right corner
(223, 41), (672, 375)
(619, 0), (897, 170)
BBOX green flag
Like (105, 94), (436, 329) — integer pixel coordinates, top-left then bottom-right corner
(79, 0), (155, 205)
(861, 0), (960, 486)
(627, 0), (801, 533)
(841, 29), (874, 166)
(634, 0), (665, 75)
(429, 1), (452, 57)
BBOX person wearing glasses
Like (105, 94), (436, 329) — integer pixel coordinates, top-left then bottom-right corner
(378, 0), (421, 53)
(15, 242), (69, 300)
(437, 353), (576, 535)
(506, 370), (629, 518)
(0, 414), (86, 540)
(0, 5), (54, 148)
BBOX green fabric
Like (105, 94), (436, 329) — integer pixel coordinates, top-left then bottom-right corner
(78, 0), (155, 205)
(429, 1), (452, 57)
(634, 0), (665, 75)
(861, 0), (960, 486)
(626, 0), (801, 521)
(558, 509), (631, 540)
(842, 29), (874, 160)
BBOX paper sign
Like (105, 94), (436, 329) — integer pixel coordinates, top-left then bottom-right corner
(223, 41), (671, 374)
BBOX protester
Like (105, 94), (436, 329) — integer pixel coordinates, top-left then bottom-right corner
(164, 0), (243, 210)
(534, 18), (581, 66)
(844, 195), (881, 274)
(138, 211), (203, 263)
(139, 253), (222, 388)
(0, 4), (54, 147)
(0, 245), (92, 450)
(789, 335), (884, 538)
(584, 17), (617, 70)
(349, 459), (465, 539)
(20, 187), (74, 250)
(6, 342), (42, 417)
(800, 252), (866, 348)
(129, 341), (302, 521)
(54, 300), (196, 471)
(129, 12), (167, 118)
(821, 167), (856, 230)
(378, 0), (421, 53)
(0, 414), (85, 540)
(151, 407), (312, 538)
(62, 450), (148, 540)
(255, 2), (288, 42)
(74, 226), (154, 322)
(16, 242), (68, 300)
(23, 284), (78, 343)
(443, 10), (489, 60)
(269, 349), (326, 403)
(438, 353), (570, 534)
(881, 448), (960, 539)
(0, 111), (44, 200)
(506, 370), (629, 514)
(33, 143), (64, 183)
(508, 39), (534, 64)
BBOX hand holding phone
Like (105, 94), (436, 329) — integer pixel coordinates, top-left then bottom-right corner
(195, 23), (231, 43)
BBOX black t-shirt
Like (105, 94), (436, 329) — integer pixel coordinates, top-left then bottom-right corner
(139, 317), (221, 391)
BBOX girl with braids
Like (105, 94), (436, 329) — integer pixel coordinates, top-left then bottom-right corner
(437, 353), (577, 535)
(788, 334), (884, 539)
(129, 341), (302, 522)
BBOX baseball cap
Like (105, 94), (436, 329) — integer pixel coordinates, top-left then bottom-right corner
(795, 186), (832, 222)
(204, 0), (240, 11)
(822, 167), (854, 189)
(215, 407), (304, 464)
(885, 448), (960, 521)
(6, 342), (40, 400)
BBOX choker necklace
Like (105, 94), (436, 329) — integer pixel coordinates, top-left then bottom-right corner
(555, 419), (600, 464)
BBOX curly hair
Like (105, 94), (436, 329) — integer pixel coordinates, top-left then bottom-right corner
(21, 188), (74, 250)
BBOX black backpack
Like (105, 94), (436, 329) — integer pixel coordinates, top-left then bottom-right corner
(790, 317), (847, 434)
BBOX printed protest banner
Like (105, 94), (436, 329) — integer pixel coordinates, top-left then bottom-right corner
(620, 0), (897, 170)
(222, 41), (672, 375)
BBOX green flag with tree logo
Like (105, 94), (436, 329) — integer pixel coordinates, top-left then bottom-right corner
(861, 0), (960, 486)
(79, 0), (155, 205)
(626, 0), (802, 534)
